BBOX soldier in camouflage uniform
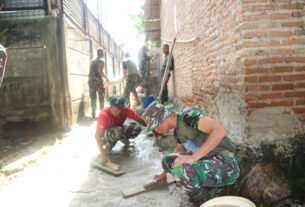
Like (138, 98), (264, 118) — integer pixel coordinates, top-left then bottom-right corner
(142, 101), (240, 205)
(160, 44), (174, 104)
(123, 53), (141, 105)
(94, 95), (147, 171)
(139, 47), (150, 96)
(88, 48), (109, 118)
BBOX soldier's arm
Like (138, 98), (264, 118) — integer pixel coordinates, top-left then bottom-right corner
(192, 116), (227, 161)
(98, 62), (109, 82)
(136, 116), (147, 127)
(95, 128), (108, 157)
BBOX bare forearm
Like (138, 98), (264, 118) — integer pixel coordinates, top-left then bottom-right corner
(136, 117), (147, 127)
(100, 72), (109, 81)
(174, 143), (186, 153)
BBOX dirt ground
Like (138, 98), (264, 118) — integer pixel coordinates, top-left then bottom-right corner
(0, 118), (190, 207)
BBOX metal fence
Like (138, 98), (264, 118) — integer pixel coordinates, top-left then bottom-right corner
(0, 0), (122, 56)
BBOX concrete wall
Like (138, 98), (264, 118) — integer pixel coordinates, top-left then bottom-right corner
(160, 0), (305, 144)
(0, 16), (71, 129)
(0, 15), (124, 130)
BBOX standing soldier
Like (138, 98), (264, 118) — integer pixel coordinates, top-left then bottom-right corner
(160, 44), (174, 104)
(139, 46), (150, 96)
(123, 52), (141, 106)
(89, 48), (109, 118)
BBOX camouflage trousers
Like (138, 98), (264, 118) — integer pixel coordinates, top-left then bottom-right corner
(101, 123), (142, 150)
(89, 78), (105, 110)
(161, 152), (240, 193)
(124, 74), (141, 102)
(161, 83), (169, 104)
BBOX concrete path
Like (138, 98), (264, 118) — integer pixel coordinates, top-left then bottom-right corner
(0, 119), (185, 207)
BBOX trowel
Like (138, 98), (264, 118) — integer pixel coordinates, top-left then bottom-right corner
(121, 175), (176, 198)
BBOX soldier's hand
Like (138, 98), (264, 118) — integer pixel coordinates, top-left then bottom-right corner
(174, 155), (196, 168)
(153, 171), (167, 183)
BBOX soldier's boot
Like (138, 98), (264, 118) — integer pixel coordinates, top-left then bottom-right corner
(188, 187), (210, 206)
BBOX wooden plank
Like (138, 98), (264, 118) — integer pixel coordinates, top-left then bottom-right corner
(121, 175), (176, 198)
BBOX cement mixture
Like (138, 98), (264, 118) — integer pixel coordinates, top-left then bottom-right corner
(0, 119), (185, 207)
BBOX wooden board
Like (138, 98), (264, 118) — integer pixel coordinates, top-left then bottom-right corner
(121, 176), (176, 198)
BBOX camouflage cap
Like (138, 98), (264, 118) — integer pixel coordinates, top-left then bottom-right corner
(106, 95), (129, 109)
(142, 101), (174, 133)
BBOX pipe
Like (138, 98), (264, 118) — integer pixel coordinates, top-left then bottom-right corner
(160, 36), (199, 43)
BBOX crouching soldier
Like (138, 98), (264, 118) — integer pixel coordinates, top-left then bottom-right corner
(142, 101), (240, 205)
(94, 95), (146, 172)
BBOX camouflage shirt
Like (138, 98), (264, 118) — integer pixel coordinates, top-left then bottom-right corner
(139, 54), (150, 76)
(89, 57), (104, 81)
(174, 108), (235, 155)
(160, 53), (174, 80)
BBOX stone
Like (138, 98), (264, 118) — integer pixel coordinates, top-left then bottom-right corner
(240, 163), (291, 205)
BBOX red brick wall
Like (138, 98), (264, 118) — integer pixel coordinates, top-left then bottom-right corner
(160, 0), (305, 127)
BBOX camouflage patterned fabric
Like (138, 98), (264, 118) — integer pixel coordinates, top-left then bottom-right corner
(178, 108), (205, 129)
(161, 152), (240, 193)
(106, 95), (129, 109)
(89, 78), (105, 110)
(124, 74), (141, 102)
(101, 123), (142, 147)
(142, 101), (174, 133)
(139, 53), (150, 81)
(89, 57), (105, 110)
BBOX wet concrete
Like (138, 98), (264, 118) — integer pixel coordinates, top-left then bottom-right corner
(0, 119), (185, 207)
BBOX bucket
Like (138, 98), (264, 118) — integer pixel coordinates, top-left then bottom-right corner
(201, 196), (256, 207)
(141, 96), (155, 108)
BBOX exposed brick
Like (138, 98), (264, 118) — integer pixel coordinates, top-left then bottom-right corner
(241, 50), (268, 56)
(255, 22), (281, 29)
(240, 94), (257, 100)
(242, 0), (267, 3)
(270, 48), (294, 55)
(270, 13), (292, 20)
(243, 32), (268, 39)
(258, 40), (281, 46)
(296, 66), (305, 71)
(284, 91), (305, 97)
(246, 85), (270, 91)
(281, 21), (305, 28)
(242, 41), (256, 48)
(244, 59), (257, 66)
(271, 101), (293, 106)
(282, 39), (305, 45)
(242, 14), (268, 21)
(293, 108), (305, 114)
(296, 83), (305, 88)
(292, 11), (305, 18)
(244, 76), (258, 82)
(286, 57), (305, 63)
(272, 84), (294, 90)
(255, 5), (278, 11)
(283, 75), (305, 81)
(245, 68), (269, 74)
(259, 58), (284, 64)
(280, 4), (304, 10)
(259, 76), (281, 82)
(248, 103), (270, 108)
(296, 100), (305, 105)
(272, 67), (294, 73)
(260, 93), (282, 100)
(270, 31), (292, 38)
